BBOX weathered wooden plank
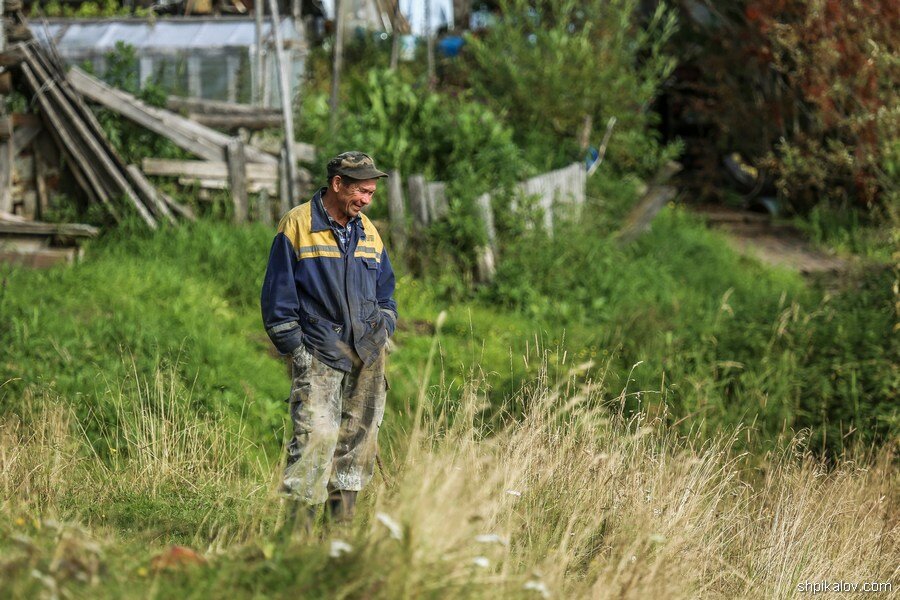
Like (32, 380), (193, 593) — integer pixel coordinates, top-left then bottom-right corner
(474, 245), (496, 284)
(0, 219), (99, 236)
(253, 138), (318, 164)
(278, 145), (291, 214)
(167, 95), (281, 117)
(257, 189), (273, 226)
(614, 185), (677, 245)
(11, 124), (40, 157)
(385, 169), (406, 256)
(426, 181), (448, 221)
(187, 112), (284, 131)
(407, 174), (428, 229)
(142, 158), (278, 182)
(267, 0), (299, 199)
(34, 145), (49, 219)
(0, 248), (80, 268)
(45, 46), (168, 227)
(0, 138), (11, 214)
(69, 66), (225, 162)
(22, 47), (157, 229)
(126, 164), (176, 224)
(474, 192), (496, 252)
(18, 62), (116, 219)
(162, 192), (196, 221)
(0, 46), (24, 67)
(177, 177), (278, 195)
(473, 192), (497, 284)
(68, 67), (278, 166)
(226, 138), (248, 223)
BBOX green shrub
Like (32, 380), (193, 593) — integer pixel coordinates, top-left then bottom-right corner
(466, 0), (680, 176)
(300, 68), (528, 272)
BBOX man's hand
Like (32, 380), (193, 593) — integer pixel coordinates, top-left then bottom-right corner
(291, 344), (313, 373)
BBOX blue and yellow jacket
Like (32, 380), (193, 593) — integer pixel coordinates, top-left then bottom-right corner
(260, 189), (398, 372)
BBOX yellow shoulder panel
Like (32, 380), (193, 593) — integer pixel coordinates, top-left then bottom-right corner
(357, 213), (385, 259)
(277, 202), (312, 250)
(277, 202), (342, 259)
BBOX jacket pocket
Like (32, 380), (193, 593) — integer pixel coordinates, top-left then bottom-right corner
(301, 313), (345, 363)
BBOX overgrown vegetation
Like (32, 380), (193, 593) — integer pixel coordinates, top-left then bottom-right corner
(466, 0), (681, 174)
(2, 0), (897, 595)
(1, 347), (896, 598)
(669, 0), (900, 212)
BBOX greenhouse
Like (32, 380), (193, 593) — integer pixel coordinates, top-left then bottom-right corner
(31, 17), (305, 107)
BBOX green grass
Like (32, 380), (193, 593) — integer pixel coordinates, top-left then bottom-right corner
(2, 185), (896, 461)
(0, 189), (896, 597)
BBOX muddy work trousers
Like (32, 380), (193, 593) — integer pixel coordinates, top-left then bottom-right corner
(282, 347), (387, 505)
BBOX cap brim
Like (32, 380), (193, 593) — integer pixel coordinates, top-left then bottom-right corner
(338, 168), (389, 180)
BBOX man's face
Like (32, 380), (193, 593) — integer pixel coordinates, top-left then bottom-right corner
(334, 177), (378, 220)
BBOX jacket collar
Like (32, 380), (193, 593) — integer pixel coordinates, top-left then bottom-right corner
(310, 188), (332, 232)
(310, 187), (367, 239)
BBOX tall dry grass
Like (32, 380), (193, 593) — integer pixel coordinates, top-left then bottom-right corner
(1, 353), (897, 598)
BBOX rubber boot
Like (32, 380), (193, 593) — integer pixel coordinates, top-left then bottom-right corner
(325, 490), (358, 523)
(280, 499), (318, 540)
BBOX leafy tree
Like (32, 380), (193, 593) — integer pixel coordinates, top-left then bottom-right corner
(668, 0), (899, 212)
(466, 0), (680, 174)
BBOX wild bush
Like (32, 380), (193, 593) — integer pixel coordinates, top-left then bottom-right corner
(676, 1), (899, 212)
(300, 68), (528, 271)
(466, 0), (681, 175)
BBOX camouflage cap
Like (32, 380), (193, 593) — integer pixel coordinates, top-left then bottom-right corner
(327, 151), (388, 181)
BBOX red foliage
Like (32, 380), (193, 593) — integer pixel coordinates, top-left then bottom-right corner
(696, 0), (898, 208)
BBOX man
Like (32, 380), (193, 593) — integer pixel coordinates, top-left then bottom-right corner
(260, 151), (398, 527)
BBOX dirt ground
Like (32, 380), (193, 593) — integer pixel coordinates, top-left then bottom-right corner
(689, 204), (848, 275)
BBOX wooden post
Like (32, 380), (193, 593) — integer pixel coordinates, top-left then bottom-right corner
(259, 188), (273, 226)
(0, 2), (8, 215)
(267, 0), (300, 201)
(329, 0), (346, 132)
(34, 147), (50, 219)
(425, 0), (435, 88)
(263, 53), (273, 107)
(227, 138), (249, 223)
(587, 116), (616, 178)
(386, 169), (407, 256)
(389, 0), (401, 70)
(279, 145), (291, 215)
(407, 174), (428, 229)
(426, 181), (447, 221)
(254, 0), (265, 106)
(225, 55), (239, 103)
(0, 0), (6, 52)
(473, 192), (496, 283)
(0, 130), (11, 214)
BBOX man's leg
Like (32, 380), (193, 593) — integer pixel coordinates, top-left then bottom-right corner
(327, 348), (387, 517)
(283, 354), (345, 506)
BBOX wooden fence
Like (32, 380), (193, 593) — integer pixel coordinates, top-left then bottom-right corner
(386, 163), (587, 281)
